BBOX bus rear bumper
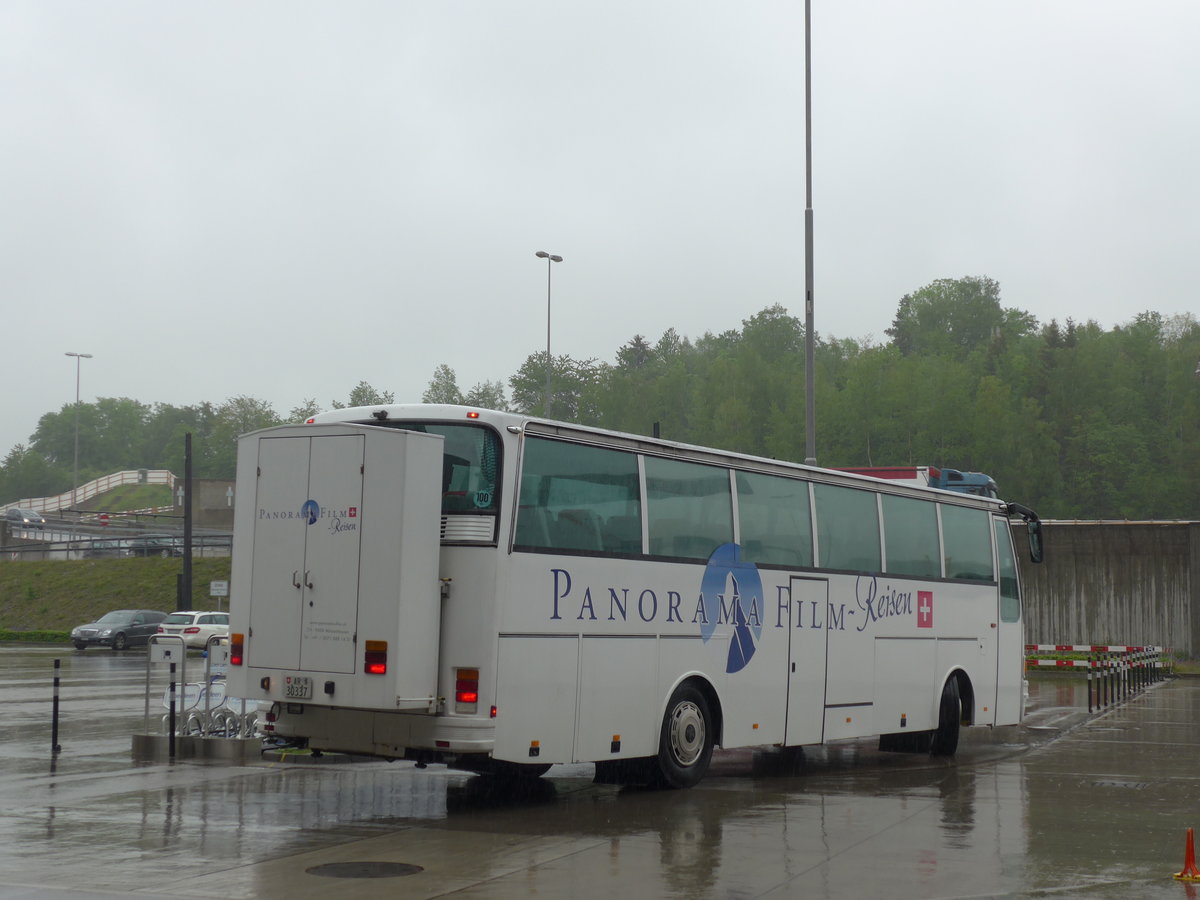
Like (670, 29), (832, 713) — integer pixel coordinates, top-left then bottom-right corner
(268, 703), (494, 758)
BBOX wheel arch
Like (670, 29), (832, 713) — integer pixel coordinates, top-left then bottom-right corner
(943, 667), (975, 726)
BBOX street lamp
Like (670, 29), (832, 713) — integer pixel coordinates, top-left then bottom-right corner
(803, 0), (817, 465)
(64, 352), (92, 511)
(535, 250), (563, 415)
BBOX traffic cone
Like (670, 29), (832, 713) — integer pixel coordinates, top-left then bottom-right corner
(1175, 828), (1200, 882)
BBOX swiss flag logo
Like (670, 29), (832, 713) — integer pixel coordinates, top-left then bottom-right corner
(917, 591), (933, 628)
(349, 507), (357, 518)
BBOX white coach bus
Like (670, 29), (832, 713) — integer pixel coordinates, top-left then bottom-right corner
(227, 404), (1043, 788)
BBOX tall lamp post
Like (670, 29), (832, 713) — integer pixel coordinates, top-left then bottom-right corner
(803, 0), (817, 466)
(535, 250), (563, 416)
(64, 352), (92, 511)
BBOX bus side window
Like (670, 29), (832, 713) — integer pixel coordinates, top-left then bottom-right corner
(514, 505), (553, 549)
(881, 494), (940, 578)
(995, 518), (1021, 622)
(649, 519), (687, 556)
(555, 508), (603, 551)
(645, 457), (733, 561)
(940, 504), (995, 581)
(515, 436), (640, 555)
(736, 471), (813, 568)
(603, 515), (642, 554)
(813, 483), (881, 572)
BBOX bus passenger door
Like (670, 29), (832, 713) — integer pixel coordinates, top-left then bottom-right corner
(785, 576), (829, 746)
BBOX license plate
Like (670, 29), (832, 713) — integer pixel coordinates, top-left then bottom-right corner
(284, 676), (312, 699)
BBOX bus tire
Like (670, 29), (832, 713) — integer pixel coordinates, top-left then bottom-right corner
(654, 682), (714, 789)
(930, 677), (961, 756)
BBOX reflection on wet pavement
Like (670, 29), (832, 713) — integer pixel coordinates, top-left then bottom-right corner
(0, 645), (1196, 899)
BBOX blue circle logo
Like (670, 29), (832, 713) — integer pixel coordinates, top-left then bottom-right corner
(699, 543), (764, 674)
(301, 500), (320, 525)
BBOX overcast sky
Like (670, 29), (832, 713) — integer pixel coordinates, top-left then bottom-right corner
(4, 1), (1197, 460)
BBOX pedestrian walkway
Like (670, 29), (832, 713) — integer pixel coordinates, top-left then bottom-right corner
(1011, 676), (1200, 898)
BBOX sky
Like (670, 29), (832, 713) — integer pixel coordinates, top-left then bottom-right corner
(4, 1), (1198, 459)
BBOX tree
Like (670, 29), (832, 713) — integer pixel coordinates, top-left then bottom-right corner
(422, 365), (464, 404)
(886, 276), (1035, 358)
(203, 396), (282, 478)
(332, 381), (395, 409)
(464, 380), (508, 411)
(616, 335), (654, 370)
(509, 354), (604, 421)
(288, 399), (322, 422)
(0, 444), (63, 505)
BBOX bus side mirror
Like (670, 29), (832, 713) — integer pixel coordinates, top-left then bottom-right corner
(1027, 521), (1044, 564)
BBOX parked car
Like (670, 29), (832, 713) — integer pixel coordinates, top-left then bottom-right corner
(157, 610), (230, 649)
(125, 534), (182, 557)
(82, 539), (128, 558)
(5, 507), (45, 529)
(71, 609), (169, 651)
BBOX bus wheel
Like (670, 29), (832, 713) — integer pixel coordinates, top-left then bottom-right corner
(655, 683), (713, 789)
(930, 677), (961, 756)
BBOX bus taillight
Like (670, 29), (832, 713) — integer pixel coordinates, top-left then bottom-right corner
(230, 633), (244, 666)
(364, 640), (388, 675)
(455, 668), (479, 713)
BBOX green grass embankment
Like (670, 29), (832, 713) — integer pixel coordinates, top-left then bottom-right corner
(80, 484), (173, 512)
(0, 558), (232, 641)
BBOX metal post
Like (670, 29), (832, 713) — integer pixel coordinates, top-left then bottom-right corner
(803, 0), (816, 466)
(535, 251), (562, 416)
(168, 662), (177, 759)
(181, 433), (193, 611)
(64, 352), (92, 510)
(51, 659), (62, 754)
(1087, 654), (1094, 713)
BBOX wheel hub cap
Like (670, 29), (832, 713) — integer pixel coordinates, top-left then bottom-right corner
(669, 701), (705, 767)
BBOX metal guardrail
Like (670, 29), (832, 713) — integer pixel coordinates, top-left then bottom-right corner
(3, 533), (232, 561)
(1024, 644), (1171, 713)
(2, 470), (175, 515)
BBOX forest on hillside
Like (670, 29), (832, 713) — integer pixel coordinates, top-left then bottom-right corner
(4, 276), (1198, 520)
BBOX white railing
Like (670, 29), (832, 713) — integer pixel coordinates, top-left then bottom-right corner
(1, 470), (176, 514)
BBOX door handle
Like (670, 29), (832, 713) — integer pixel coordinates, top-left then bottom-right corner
(305, 571), (314, 590)
(292, 571), (301, 590)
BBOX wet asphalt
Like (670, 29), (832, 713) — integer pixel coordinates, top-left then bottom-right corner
(0, 645), (1196, 899)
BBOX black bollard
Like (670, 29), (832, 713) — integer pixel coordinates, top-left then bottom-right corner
(1087, 654), (1094, 713)
(51, 659), (62, 754)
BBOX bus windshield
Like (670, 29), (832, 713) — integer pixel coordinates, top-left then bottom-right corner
(377, 422), (501, 515)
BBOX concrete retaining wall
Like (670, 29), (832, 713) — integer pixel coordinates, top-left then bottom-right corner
(1017, 521), (1200, 658)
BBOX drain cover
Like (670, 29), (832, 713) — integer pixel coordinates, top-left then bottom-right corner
(1092, 780), (1149, 790)
(306, 862), (424, 879)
